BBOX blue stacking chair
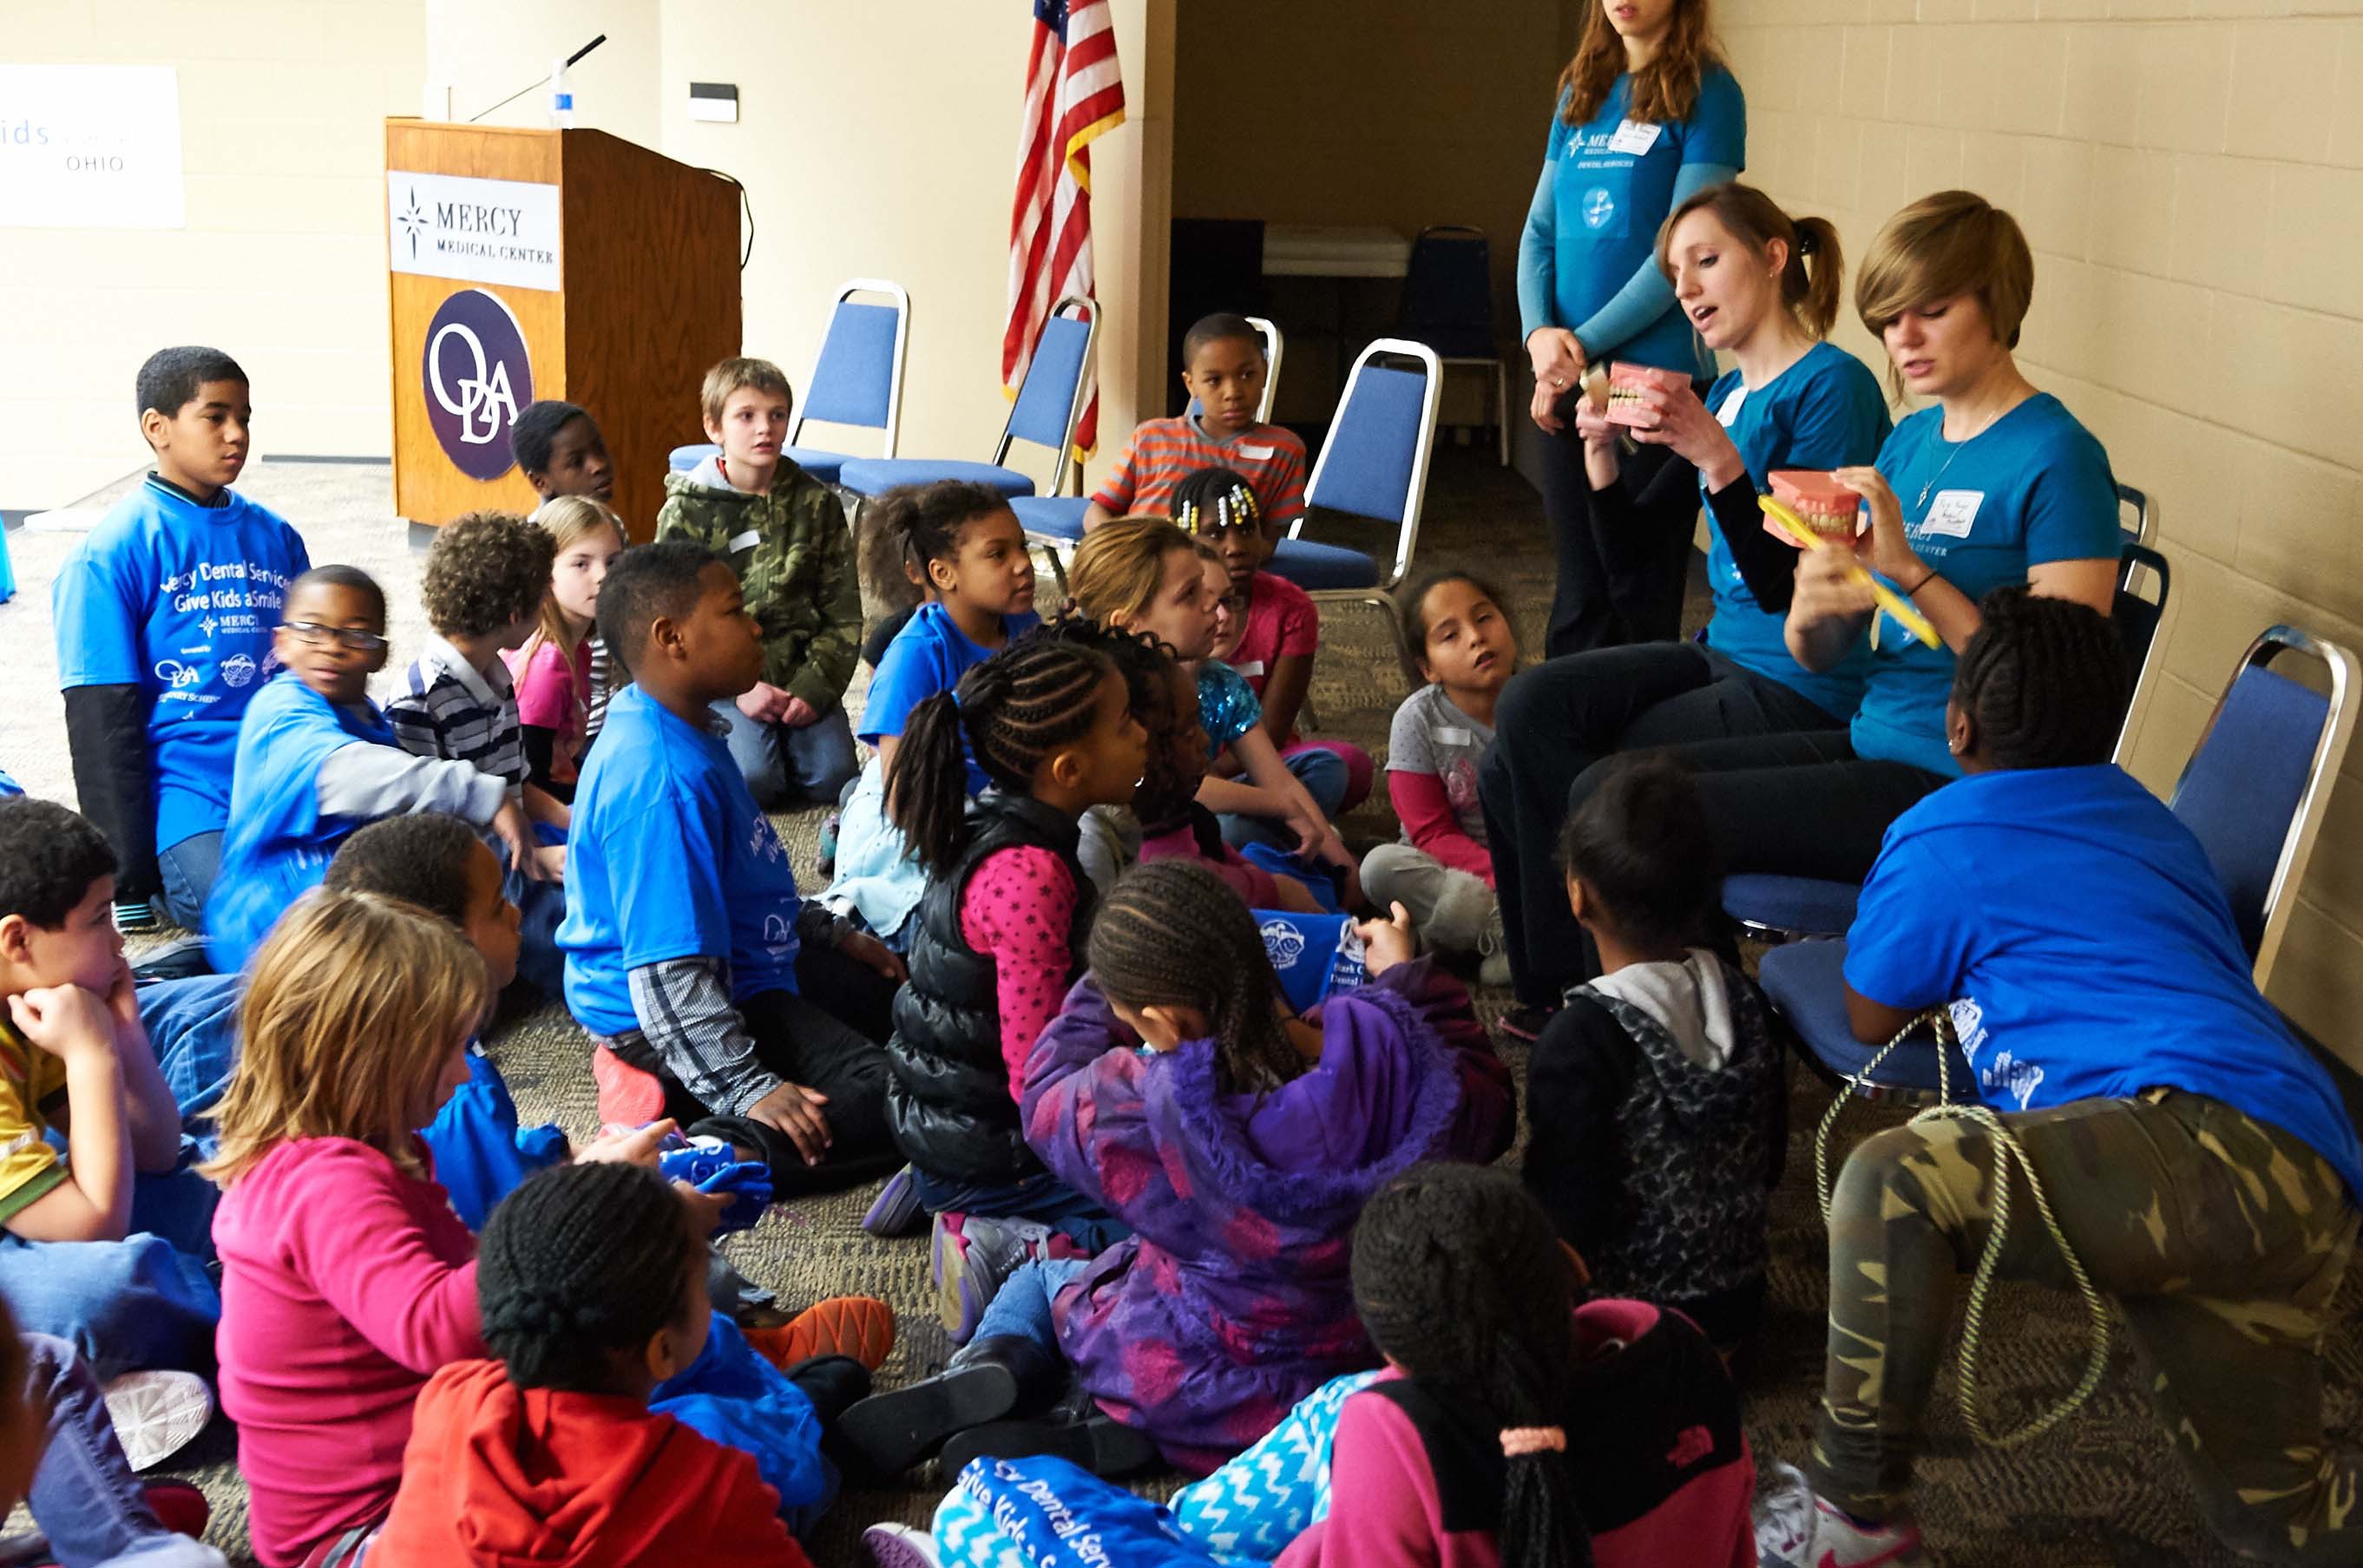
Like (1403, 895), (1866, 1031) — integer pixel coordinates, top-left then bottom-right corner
(1724, 482), (2166, 942)
(1010, 315), (1283, 577)
(1763, 620), (2358, 1100)
(838, 295), (1099, 506)
(669, 279), (910, 484)
(1395, 226), (1508, 467)
(1260, 338), (1442, 684)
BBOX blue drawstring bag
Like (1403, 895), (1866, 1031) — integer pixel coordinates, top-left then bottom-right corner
(1249, 910), (1369, 1015)
(654, 1314), (838, 1536)
(1236, 842), (1343, 912)
(420, 1052), (568, 1232)
(935, 1454), (1219, 1567)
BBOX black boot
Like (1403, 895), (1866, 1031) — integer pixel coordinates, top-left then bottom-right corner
(937, 1412), (1162, 1480)
(836, 1335), (1061, 1477)
(783, 1354), (872, 1424)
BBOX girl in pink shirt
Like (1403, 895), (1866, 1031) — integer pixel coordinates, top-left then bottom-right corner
(205, 891), (653, 1568)
(506, 497), (625, 802)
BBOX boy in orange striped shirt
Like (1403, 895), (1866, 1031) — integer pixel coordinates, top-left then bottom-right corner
(1082, 313), (1308, 530)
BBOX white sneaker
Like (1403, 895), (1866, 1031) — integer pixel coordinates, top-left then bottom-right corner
(101, 1369), (213, 1471)
(863, 1522), (942, 1567)
(1754, 1461), (1931, 1567)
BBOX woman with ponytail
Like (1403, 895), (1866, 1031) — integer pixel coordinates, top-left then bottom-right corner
(1487, 182), (1892, 1026)
(1281, 1163), (1755, 1568)
(838, 861), (1512, 1484)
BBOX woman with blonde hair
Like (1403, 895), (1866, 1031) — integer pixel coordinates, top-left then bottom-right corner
(206, 891), (657, 1568)
(1620, 190), (2121, 894)
(1521, 0), (1746, 655)
(1485, 182), (1892, 1028)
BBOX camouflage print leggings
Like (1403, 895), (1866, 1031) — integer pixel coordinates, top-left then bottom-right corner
(1815, 1089), (2363, 1565)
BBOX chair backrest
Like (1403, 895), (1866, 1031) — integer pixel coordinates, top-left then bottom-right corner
(792, 279), (909, 458)
(2110, 541), (2171, 762)
(1292, 338), (1442, 588)
(1395, 226), (1493, 361)
(995, 296), (1098, 494)
(2116, 481), (2156, 595)
(2168, 626), (2359, 985)
(1184, 314), (1285, 425)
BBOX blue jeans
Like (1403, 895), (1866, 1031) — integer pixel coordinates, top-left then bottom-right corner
(154, 833), (220, 933)
(0, 1159), (220, 1379)
(957, 1257), (1092, 1360)
(141, 974), (246, 1136)
(1218, 747), (1348, 853)
(712, 700), (861, 810)
(15, 1334), (224, 1567)
(910, 1168), (1131, 1254)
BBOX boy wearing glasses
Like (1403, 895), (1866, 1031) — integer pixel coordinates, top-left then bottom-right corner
(52, 347), (312, 935)
(205, 567), (535, 973)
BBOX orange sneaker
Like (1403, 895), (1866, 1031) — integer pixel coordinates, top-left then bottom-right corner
(745, 1295), (896, 1372)
(592, 1045), (666, 1126)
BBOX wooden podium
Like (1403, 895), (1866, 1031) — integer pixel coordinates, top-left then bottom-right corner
(385, 121), (741, 538)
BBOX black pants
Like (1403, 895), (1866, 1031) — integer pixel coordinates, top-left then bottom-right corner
(1644, 729), (1948, 884)
(1480, 643), (1841, 1006)
(1539, 418), (1698, 657)
(610, 943), (903, 1197)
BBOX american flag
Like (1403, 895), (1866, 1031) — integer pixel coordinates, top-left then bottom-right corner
(1005, 0), (1126, 460)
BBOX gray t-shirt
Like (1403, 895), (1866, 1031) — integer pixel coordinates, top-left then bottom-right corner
(1387, 684), (1493, 846)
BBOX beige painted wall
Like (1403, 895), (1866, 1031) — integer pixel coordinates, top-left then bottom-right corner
(1, 1), (426, 509)
(1719, 0), (2363, 1055)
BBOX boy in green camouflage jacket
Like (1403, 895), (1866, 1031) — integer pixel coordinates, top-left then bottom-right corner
(656, 356), (863, 808)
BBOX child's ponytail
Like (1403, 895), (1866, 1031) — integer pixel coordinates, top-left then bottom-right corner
(1352, 1163), (1592, 1568)
(885, 626), (1120, 876)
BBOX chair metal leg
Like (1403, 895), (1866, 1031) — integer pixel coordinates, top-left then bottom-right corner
(1493, 359), (1509, 467)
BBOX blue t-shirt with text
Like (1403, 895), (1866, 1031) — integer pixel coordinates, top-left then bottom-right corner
(52, 478), (310, 852)
(1845, 764), (2363, 1202)
(559, 685), (804, 1037)
(1543, 68), (1746, 373)
(1852, 396), (2117, 777)
(858, 603), (1043, 795)
(1700, 341), (1890, 719)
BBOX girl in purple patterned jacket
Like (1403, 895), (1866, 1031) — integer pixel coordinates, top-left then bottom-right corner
(839, 859), (1513, 1481)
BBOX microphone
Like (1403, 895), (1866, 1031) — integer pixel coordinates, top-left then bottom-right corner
(467, 36), (607, 124)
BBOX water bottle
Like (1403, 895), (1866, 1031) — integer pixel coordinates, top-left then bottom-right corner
(548, 57), (574, 128)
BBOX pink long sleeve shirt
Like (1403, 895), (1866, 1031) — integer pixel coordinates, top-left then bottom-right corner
(212, 1136), (485, 1567)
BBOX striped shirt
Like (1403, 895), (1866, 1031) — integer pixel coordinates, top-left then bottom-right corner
(387, 632), (528, 792)
(1091, 416), (1309, 523)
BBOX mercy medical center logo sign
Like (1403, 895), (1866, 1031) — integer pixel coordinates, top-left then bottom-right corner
(422, 289), (534, 481)
(387, 170), (561, 292)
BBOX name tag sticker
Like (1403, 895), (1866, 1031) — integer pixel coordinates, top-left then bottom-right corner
(1434, 726), (1474, 746)
(1231, 659), (1267, 677)
(726, 529), (762, 554)
(1919, 490), (1985, 538)
(1608, 119), (1663, 155)
(1237, 443), (1276, 461)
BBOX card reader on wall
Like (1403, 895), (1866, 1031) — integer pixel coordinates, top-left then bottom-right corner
(689, 82), (738, 123)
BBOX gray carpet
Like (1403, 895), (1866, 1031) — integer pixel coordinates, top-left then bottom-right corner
(3, 449), (2342, 1566)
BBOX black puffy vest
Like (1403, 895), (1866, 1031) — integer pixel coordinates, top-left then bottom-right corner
(884, 792), (1097, 1184)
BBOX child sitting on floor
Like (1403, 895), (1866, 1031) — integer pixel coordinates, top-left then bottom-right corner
(1361, 572), (1520, 985)
(0, 798), (218, 1381)
(658, 357), (863, 810)
(506, 496), (627, 803)
(204, 566), (540, 973)
(1173, 467), (1373, 844)
(558, 542), (903, 1189)
(1067, 517), (1354, 889)
(511, 400), (620, 749)
(880, 626), (1149, 1335)
(830, 481), (1044, 947)
(1522, 756), (1782, 1354)
(372, 1162), (824, 1568)
(838, 860), (1512, 1480)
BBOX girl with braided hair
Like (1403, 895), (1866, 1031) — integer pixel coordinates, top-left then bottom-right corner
(827, 480), (1042, 948)
(374, 1161), (829, 1566)
(877, 624), (1149, 1338)
(840, 859), (1512, 1484)
(1759, 587), (2363, 1568)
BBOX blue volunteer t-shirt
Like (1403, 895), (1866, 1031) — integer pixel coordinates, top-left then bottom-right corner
(558, 685), (804, 1037)
(1845, 765), (2363, 1203)
(1700, 341), (1891, 719)
(1852, 396), (2117, 777)
(52, 478), (310, 852)
(858, 603), (1044, 795)
(1544, 68), (1746, 373)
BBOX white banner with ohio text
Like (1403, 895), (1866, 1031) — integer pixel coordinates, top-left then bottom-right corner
(387, 170), (561, 292)
(0, 63), (186, 230)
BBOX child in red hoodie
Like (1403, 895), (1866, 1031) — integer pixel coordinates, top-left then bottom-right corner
(374, 1160), (815, 1568)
